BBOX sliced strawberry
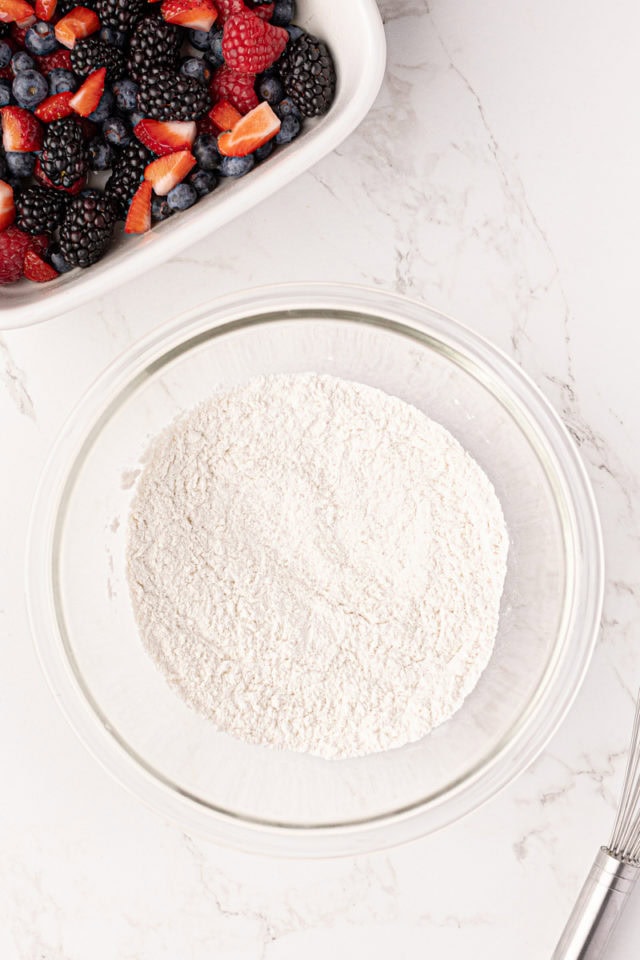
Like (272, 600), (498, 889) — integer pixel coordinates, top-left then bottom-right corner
(54, 5), (100, 48)
(36, 48), (72, 74)
(35, 90), (74, 121)
(209, 98), (241, 132)
(217, 100), (279, 157)
(35, 0), (56, 19)
(34, 158), (85, 193)
(252, 2), (273, 19)
(124, 179), (152, 234)
(69, 66), (105, 116)
(1, 106), (43, 152)
(161, 0), (217, 30)
(134, 118), (196, 156)
(144, 148), (196, 195)
(209, 65), (258, 114)
(0, 0), (34, 24)
(222, 11), (287, 74)
(23, 248), (58, 282)
(0, 179), (15, 231)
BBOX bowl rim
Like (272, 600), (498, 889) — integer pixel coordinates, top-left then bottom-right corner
(26, 282), (605, 857)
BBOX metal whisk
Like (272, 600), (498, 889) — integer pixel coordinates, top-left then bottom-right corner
(553, 695), (640, 958)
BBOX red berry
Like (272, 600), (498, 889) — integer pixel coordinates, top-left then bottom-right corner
(1, 105), (43, 152)
(35, 90), (74, 121)
(54, 5), (100, 48)
(0, 225), (46, 285)
(0, 178), (15, 231)
(35, 0), (56, 20)
(9, 20), (30, 44)
(23, 249), (58, 282)
(161, 0), (218, 30)
(144, 149), (196, 195)
(0, 0), (35, 25)
(124, 179), (152, 234)
(209, 65), (258, 114)
(217, 100), (279, 156)
(134, 118), (196, 156)
(213, 0), (246, 24)
(68, 66), (106, 117)
(36, 49), (73, 74)
(252, 2), (273, 20)
(209, 98), (242, 132)
(222, 11), (287, 74)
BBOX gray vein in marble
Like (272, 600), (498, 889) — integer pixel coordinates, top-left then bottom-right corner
(0, 336), (36, 421)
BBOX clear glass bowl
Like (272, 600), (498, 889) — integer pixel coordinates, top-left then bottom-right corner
(27, 284), (604, 857)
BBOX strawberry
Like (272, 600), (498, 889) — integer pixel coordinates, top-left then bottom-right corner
(209, 65), (258, 114)
(0, 179), (15, 231)
(124, 179), (152, 234)
(134, 118), (196, 156)
(34, 0), (56, 19)
(23, 248), (58, 282)
(161, 0), (218, 30)
(35, 90), (74, 121)
(252, 2), (273, 20)
(34, 158), (85, 193)
(144, 148), (196, 195)
(217, 100), (279, 156)
(69, 66), (105, 116)
(36, 48), (72, 74)
(214, 0), (246, 23)
(1, 106), (43, 151)
(0, 225), (46, 284)
(54, 6), (100, 48)
(0, 0), (34, 24)
(209, 98), (241, 132)
(222, 11), (287, 74)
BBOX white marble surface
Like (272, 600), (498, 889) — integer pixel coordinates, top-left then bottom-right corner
(2, 1), (640, 956)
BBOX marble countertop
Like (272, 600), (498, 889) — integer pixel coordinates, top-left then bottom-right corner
(3, 1), (640, 956)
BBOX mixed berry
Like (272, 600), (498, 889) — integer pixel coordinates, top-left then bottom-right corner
(0, 0), (335, 284)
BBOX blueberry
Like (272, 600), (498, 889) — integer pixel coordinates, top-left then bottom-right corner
(48, 67), (77, 95)
(258, 73), (284, 104)
(103, 116), (131, 148)
(11, 51), (35, 75)
(193, 133), (220, 171)
(151, 195), (174, 221)
(218, 154), (255, 178)
(255, 139), (274, 162)
(180, 56), (211, 84)
(100, 25), (127, 49)
(88, 88), (114, 123)
(275, 96), (301, 120)
(112, 77), (138, 113)
(12, 69), (48, 109)
(88, 136), (114, 170)
(0, 41), (11, 69)
(166, 182), (198, 211)
(129, 110), (145, 128)
(188, 28), (211, 51)
(275, 113), (300, 144)
(205, 29), (224, 66)
(0, 150), (6, 179)
(286, 24), (304, 41)
(188, 167), (217, 196)
(49, 247), (74, 273)
(0, 79), (10, 108)
(271, 0), (296, 26)
(25, 21), (58, 56)
(6, 151), (36, 178)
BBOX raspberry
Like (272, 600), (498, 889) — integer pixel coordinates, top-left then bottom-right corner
(0, 226), (47, 285)
(214, 0), (247, 23)
(209, 65), (258, 114)
(35, 49), (73, 75)
(222, 11), (288, 74)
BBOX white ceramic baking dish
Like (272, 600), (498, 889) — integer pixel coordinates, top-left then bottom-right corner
(0, 0), (386, 329)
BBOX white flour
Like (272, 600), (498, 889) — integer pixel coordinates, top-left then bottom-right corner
(127, 374), (508, 759)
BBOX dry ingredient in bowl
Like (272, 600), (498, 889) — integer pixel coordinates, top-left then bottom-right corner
(127, 373), (508, 759)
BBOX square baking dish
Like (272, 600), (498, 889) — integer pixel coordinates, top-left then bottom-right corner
(0, 0), (386, 329)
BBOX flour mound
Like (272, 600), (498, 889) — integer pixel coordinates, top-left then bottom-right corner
(127, 374), (508, 759)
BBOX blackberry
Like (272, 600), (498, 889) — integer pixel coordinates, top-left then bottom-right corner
(41, 118), (87, 189)
(137, 72), (210, 121)
(278, 32), (335, 117)
(95, 0), (146, 33)
(59, 190), (118, 268)
(105, 139), (154, 218)
(127, 15), (181, 83)
(15, 185), (68, 235)
(71, 37), (126, 82)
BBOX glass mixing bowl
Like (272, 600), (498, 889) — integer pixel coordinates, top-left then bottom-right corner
(27, 284), (604, 857)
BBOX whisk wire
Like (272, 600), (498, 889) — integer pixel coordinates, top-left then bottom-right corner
(609, 694), (640, 863)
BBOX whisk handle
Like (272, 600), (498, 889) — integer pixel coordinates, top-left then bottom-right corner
(552, 847), (639, 959)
